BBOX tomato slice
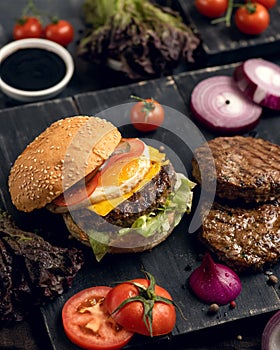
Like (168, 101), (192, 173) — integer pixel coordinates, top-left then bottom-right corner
(53, 138), (145, 207)
(53, 171), (100, 207)
(102, 138), (145, 170)
(62, 286), (134, 350)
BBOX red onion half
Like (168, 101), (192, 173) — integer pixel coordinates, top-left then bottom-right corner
(234, 58), (280, 110)
(189, 253), (242, 305)
(190, 76), (262, 134)
(262, 310), (280, 350)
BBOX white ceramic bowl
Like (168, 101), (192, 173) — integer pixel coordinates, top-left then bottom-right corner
(0, 38), (74, 102)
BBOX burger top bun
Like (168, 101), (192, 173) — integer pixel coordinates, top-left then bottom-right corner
(9, 116), (121, 213)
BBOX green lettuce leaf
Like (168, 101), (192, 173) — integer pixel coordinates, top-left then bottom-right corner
(86, 174), (195, 261)
(87, 229), (110, 262)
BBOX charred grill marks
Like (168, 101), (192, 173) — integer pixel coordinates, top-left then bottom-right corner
(193, 136), (280, 271)
(200, 200), (280, 271)
(74, 163), (176, 232)
(193, 136), (280, 202)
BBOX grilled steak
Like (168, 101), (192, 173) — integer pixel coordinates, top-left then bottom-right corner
(68, 163), (177, 232)
(192, 136), (280, 203)
(105, 163), (176, 228)
(200, 200), (280, 271)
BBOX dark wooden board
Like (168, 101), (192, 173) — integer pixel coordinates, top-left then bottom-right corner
(1, 73), (280, 350)
(177, 1), (280, 66)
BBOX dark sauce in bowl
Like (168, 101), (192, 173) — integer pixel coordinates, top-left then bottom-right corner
(0, 48), (67, 91)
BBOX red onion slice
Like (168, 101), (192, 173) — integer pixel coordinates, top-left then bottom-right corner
(234, 58), (280, 110)
(262, 310), (280, 350)
(190, 76), (262, 134)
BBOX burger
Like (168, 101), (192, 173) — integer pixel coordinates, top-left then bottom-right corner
(8, 116), (195, 261)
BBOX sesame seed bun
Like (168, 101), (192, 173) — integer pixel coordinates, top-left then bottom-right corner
(8, 116), (121, 213)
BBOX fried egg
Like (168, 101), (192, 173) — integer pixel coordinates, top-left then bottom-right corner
(89, 140), (150, 204)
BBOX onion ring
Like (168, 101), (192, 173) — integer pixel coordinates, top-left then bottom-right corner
(190, 76), (262, 134)
(233, 58), (280, 110)
(262, 310), (280, 350)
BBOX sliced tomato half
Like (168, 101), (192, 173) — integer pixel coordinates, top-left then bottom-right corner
(53, 171), (100, 207)
(62, 286), (134, 350)
(53, 138), (145, 207)
(101, 138), (145, 170)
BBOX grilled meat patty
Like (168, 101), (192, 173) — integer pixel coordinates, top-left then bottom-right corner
(192, 136), (280, 203)
(70, 163), (177, 232)
(200, 200), (280, 271)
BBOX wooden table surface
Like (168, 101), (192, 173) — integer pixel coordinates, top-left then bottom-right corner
(1, 66), (280, 350)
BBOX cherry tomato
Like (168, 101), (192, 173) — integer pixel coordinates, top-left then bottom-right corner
(62, 286), (134, 350)
(105, 276), (176, 336)
(246, 0), (276, 9)
(44, 19), (74, 46)
(130, 96), (164, 132)
(235, 2), (270, 35)
(13, 17), (43, 40)
(195, 0), (229, 18)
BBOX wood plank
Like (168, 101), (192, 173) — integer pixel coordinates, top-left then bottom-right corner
(177, 1), (280, 66)
(74, 76), (188, 116)
(173, 64), (280, 335)
(1, 75), (280, 349)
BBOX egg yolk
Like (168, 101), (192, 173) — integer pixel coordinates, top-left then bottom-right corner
(118, 159), (140, 183)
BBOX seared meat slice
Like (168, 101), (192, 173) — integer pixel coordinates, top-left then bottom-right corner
(70, 163), (176, 232)
(192, 136), (280, 203)
(200, 200), (280, 271)
(104, 163), (176, 228)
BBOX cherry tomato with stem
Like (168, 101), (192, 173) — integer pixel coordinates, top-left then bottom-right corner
(130, 95), (164, 132)
(105, 271), (177, 337)
(44, 18), (74, 46)
(13, 16), (43, 40)
(235, 2), (270, 35)
(195, 0), (229, 18)
(62, 286), (134, 350)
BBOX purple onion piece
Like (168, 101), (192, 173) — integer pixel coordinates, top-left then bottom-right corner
(233, 58), (280, 111)
(190, 75), (262, 135)
(262, 310), (280, 350)
(189, 253), (242, 305)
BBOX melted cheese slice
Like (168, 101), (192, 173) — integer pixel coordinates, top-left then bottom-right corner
(88, 161), (161, 216)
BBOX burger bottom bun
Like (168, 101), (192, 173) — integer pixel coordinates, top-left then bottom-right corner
(63, 211), (178, 254)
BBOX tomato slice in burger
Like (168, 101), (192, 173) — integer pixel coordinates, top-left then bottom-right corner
(53, 138), (146, 207)
(53, 171), (100, 207)
(62, 286), (134, 350)
(100, 138), (145, 171)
